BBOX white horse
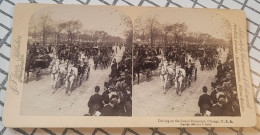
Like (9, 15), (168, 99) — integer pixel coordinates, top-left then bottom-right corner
(166, 65), (176, 86)
(159, 61), (168, 93)
(50, 59), (60, 90)
(175, 66), (186, 95)
(65, 64), (78, 95)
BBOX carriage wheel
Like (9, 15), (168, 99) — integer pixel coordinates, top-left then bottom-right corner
(181, 79), (186, 91)
(66, 81), (71, 92)
(35, 71), (41, 81)
(146, 70), (152, 82)
(86, 73), (89, 81)
(146, 74), (149, 82)
(74, 78), (80, 89)
(86, 68), (90, 81)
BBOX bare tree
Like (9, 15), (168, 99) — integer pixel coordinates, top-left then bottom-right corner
(56, 22), (67, 45)
(120, 14), (133, 46)
(145, 16), (159, 47)
(65, 20), (82, 44)
(39, 13), (52, 46)
(134, 18), (146, 42)
(171, 22), (187, 45)
(162, 24), (174, 46)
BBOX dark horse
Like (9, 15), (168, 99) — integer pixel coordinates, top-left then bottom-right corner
(25, 53), (52, 83)
(133, 56), (160, 84)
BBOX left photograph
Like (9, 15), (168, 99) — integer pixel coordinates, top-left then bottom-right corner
(20, 6), (133, 116)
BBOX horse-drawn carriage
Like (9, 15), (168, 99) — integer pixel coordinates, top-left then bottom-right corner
(133, 55), (160, 84)
(53, 61), (91, 94)
(25, 53), (52, 83)
(162, 62), (197, 95)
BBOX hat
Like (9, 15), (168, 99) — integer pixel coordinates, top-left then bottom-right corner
(203, 86), (208, 93)
(95, 86), (100, 92)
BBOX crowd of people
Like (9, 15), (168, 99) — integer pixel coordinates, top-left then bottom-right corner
(197, 49), (240, 116)
(134, 41), (240, 116)
(27, 39), (239, 117)
(134, 42), (219, 71)
(87, 45), (132, 116)
(26, 41), (123, 95)
(133, 42), (221, 95)
(27, 41), (132, 116)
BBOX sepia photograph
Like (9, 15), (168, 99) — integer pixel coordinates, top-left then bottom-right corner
(20, 6), (133, 116)
(132, 9), (240, 117)
(3, 4), (256, 127)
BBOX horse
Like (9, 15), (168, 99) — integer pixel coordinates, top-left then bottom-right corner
(175, 66), (186, 96)
(159, 61), (168, 93)
(52, 61), (68, 93)
(50, 60), (60, 91)
(65, 64), (78, 96)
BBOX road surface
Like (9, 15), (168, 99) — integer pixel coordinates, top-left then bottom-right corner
(20, 46), (125, 116)
(132, 48), (228, 116)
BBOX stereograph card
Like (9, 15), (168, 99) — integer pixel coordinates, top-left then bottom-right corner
(2, 4), (257, 127)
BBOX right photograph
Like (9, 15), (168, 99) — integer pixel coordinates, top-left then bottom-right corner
(132, 9), (240, 117)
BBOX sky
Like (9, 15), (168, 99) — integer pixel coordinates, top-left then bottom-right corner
(30, 6), (231, 41)
(29, 6), (132, 39)
(135, 8), (231, 41)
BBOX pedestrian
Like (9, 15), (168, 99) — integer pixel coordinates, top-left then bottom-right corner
(121, 101), (132, 116)
(100, 95), (113, 116)
(198, 86), (212, 116)
(88, 86), (103, 116)
(210, 95), (226, 116)
(210, 86), (219, 104)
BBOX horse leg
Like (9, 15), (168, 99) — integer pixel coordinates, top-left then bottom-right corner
(164, 74), (168, 94)
(180, 81), (183, 95)
(86, 68), (90, 80)
(65, 78), (69, 93)
(145, 72), (149, 82)
(68, 76), (74, 96)
(176, 82), (179, 95)
(69, 80), (72, 94)
(26, 71), (29, 83)
(169, 77), (172, 86)
(137, 72), (140, 85)
(52, 79), (57, 94)
(51, 74), (54, 89)
(55, 73), (59, 89)
(160, 75), (165, 91)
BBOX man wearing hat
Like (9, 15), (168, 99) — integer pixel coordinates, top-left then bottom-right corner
(88, 86), (103, 116)
(210, 95), (226, 116)
(125, 69), (132, 86)
(198, 86), (212, 116)
(216, 60), (222, 79)
(100, 95), (114, 116)
(111, 59), (118, 79)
